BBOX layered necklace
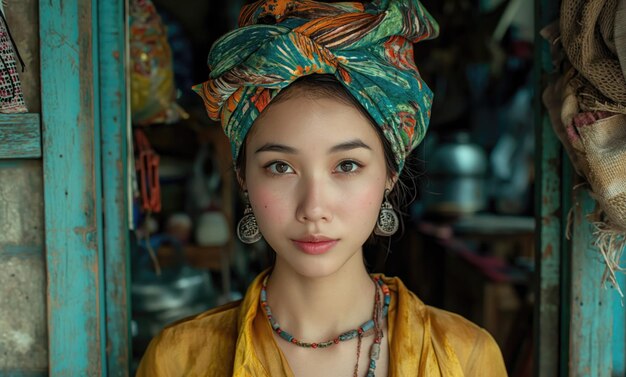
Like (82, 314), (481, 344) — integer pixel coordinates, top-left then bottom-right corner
(260, 275), (390, 377)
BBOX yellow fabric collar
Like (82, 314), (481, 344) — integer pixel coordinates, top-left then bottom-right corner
(231, 269), (464, 377)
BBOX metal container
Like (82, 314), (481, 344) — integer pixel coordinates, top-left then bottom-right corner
(131, 234), (216, 313)
(423, 132), (488, 216)
(132, 267), (214, 312)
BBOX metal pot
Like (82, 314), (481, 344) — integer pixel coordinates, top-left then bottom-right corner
(132, 267), (214, 312)
(131, 234), (215, 313)
(423, 132), (488, 216)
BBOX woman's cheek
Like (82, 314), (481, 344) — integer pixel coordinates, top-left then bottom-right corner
(341, 184), (382, 223)
(250, 185), (291, 224)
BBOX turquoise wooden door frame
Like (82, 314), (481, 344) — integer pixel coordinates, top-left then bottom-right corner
(534, 0), (626, 376)
(100, 0), (132, 375)
(40, 0), (130, 375)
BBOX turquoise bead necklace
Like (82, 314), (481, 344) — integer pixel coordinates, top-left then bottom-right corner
(260, 274), (390, 376)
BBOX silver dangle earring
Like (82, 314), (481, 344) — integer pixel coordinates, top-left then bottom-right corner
(237, 192), (262, 244)
(374, 189), (399, 236)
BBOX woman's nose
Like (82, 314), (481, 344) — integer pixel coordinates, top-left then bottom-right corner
(295, 177), (333, 224)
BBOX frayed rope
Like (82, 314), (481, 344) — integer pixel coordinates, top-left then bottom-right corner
(591, 221), (626, 299)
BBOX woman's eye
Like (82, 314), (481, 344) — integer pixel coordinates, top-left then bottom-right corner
(336, 160), (360, 173)
(267, 161), (294, 175)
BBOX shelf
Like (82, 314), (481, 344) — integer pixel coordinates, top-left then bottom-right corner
(0, 113), (41, 159)
(156, 244), (225, 271)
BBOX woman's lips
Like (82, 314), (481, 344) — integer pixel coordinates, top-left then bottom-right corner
(292, 238), (338, 255)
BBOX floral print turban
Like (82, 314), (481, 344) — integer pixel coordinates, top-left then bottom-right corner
(194, 0), (439, 171)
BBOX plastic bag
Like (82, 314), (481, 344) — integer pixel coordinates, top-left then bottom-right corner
(130, 0), (186, 125)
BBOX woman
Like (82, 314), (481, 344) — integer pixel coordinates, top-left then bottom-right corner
(137, 1), (507, 376)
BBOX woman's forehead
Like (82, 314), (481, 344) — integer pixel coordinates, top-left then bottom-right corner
(247, 94), (381, 149)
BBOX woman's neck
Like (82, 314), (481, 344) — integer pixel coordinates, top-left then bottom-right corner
(264, 254), (376, 342)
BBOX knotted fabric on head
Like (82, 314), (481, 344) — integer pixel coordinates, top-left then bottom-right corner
(193, 0), (439, 172)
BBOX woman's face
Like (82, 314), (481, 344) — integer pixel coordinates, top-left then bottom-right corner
(243, 91), (392, 279)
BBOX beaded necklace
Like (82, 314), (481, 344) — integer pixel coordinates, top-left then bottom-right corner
(353, 279), (384, 377)
(260, 275), (390, 376)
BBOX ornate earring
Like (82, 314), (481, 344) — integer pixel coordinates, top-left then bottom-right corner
(374, 190), (399, 236)
(237, 192), (262, 244)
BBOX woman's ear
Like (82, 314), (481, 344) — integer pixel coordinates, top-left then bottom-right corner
(236, 169), (246, 191)
(386, 173), (399, 192)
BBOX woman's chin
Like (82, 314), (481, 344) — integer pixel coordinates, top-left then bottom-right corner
(279, 259), (341, 279)
(273, 250), (363, 280)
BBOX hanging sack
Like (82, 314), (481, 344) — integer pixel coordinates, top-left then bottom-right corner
(561, 0), (626, 112)
(0, 9), (26, 113)
(542, 18), (626, 291)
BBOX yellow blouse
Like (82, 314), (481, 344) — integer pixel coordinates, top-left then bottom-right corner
(136, 271), (507, 376)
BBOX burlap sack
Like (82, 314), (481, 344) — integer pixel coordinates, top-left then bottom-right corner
(541, 23), (589, 176)
(616, 0), (626, 80)
(542, 13), (626, 289)
(574, 113), (626, 286)
(543, 68), (590, 177)
(574, 113), (626, 230)
(561, 0), (626, 110)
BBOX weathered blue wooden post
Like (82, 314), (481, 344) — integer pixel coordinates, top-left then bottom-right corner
(40, 0), (107, 374)
(99, 0), (132, 375)
(534, 0), (564, 374)
(40, 0), (130, 375)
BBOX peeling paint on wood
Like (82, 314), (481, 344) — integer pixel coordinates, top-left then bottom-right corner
(0, 114), (41, 158)
(534, 114), (562, 377)
(569, 189), (616, 377)
(99, 0), (131, 375)
(0, 372), (47, 377)
(0, 245), (44, 257)
(611, 271), (626, 375)
(40, 0), (106, 375)
(534, 0), (570, 375)
(534, 0), (563, 374)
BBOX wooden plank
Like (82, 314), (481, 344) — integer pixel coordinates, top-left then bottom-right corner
(0, 371), (47, 377)
(569, 189), (616, 376)
(534, 114), (562, 377)
(0, 245), (44, 257)
(40, 0), (106, 375)
(99, 0), (131, 375)
(0, 113), (41, 158)
(612, 271), (626, 375)
(533, 0), (564, 375)
(559, 151), (573, 377)
(157, 245), (224, 270)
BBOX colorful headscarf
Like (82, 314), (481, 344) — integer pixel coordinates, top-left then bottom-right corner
(194, 0), (439, 171)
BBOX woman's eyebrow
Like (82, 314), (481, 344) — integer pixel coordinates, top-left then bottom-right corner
(255, 143), (298, 154)
(254, 139), (371, 154)
(329, 139), (372, 153)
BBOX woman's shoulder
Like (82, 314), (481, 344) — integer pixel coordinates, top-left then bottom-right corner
(425, 304), (487, 343)
(424, 305), (507, 376)
(135, 300), (243, 376)
(170, 298), (241, 332)
(158, 299), (242, 350)
(386, 276), (506, 375)
(386, 275), (499, 351)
